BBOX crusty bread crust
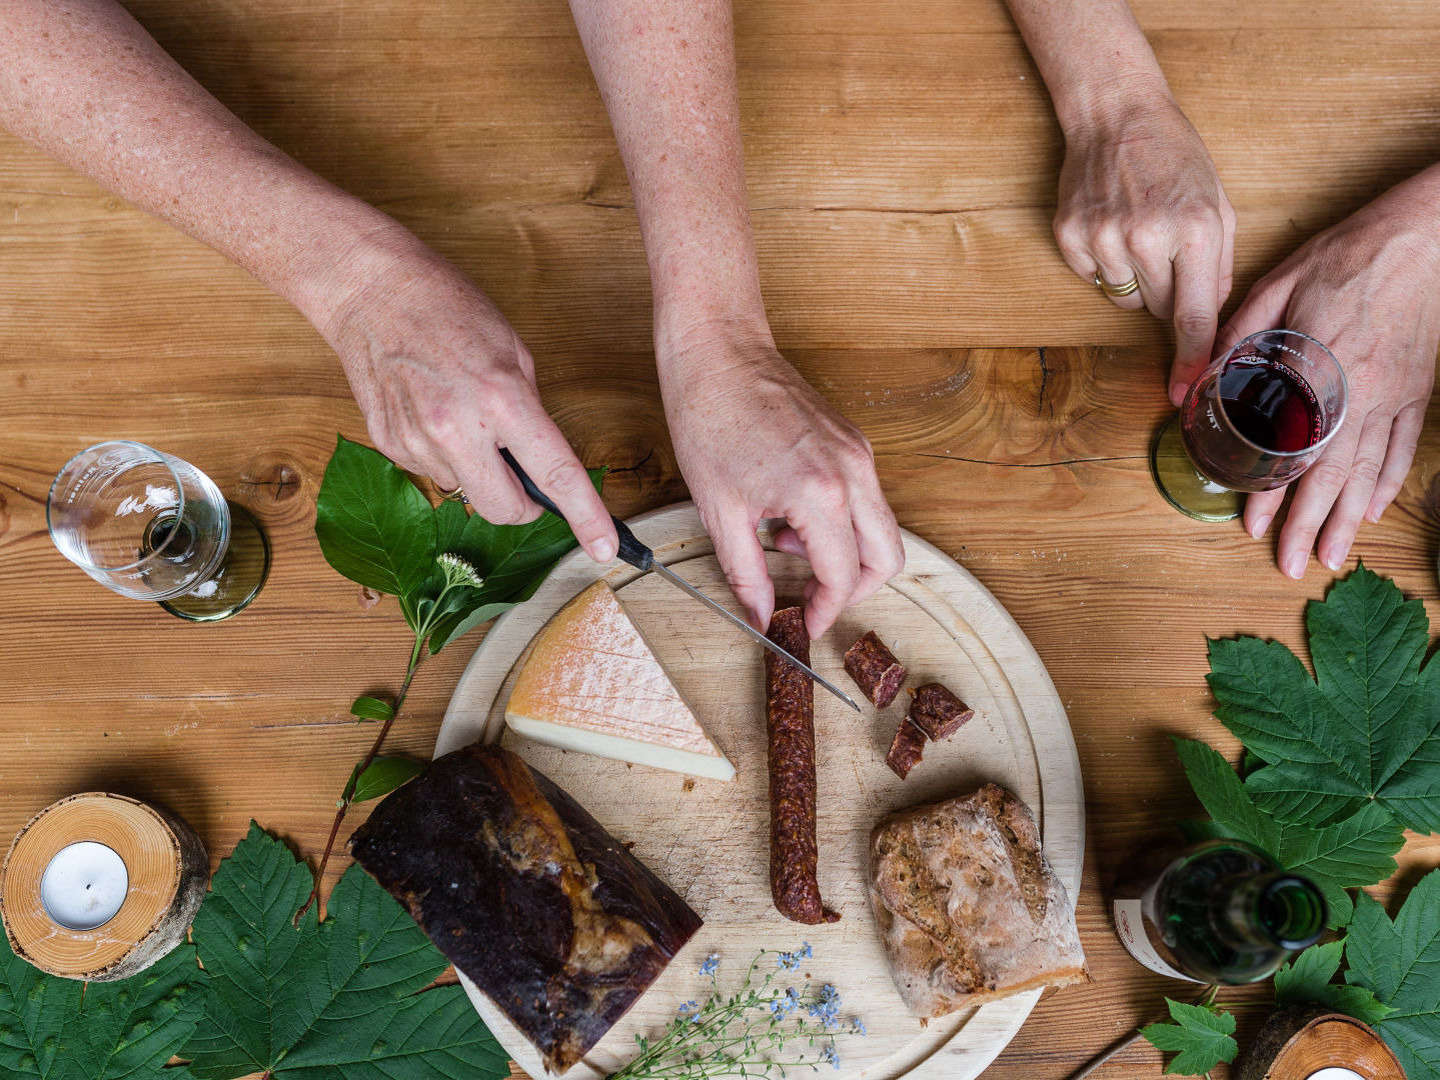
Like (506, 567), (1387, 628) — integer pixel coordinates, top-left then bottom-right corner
(868, 783), (1088, 1018)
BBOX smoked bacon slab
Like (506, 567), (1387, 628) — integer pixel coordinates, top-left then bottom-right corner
(350, 743), (702, 1074)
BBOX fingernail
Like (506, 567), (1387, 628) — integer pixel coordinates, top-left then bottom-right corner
(594, 537), (618, 562)
(1322, 542), (1351, 572)
(1283, 552), (1306, 580)
(1250, 514), (1273, 538)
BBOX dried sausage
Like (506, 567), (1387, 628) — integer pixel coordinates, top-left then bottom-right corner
(842, 630), (907, 707)
(885, 717), (926, 779)
(908, 683), (973, 741)
(766, 607), (839, 924)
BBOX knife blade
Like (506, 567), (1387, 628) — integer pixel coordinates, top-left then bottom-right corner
(499, 448), (862, 712)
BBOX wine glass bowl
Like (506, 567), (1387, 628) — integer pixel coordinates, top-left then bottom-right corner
(1152, 330), (1348, 521)
(47, 441), (268, 620)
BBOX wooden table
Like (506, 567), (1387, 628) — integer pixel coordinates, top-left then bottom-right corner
(3, 1), (1439, 1076)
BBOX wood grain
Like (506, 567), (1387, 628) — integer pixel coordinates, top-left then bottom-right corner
(2, 0), (1440, 1077)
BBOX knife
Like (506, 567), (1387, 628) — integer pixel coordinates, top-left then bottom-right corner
(499, 448), (861, 712)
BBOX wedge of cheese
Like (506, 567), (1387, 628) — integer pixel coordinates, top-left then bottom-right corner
(505, 581), (736, 781)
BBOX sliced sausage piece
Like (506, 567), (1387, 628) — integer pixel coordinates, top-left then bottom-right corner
(765, 606), (839, 925)
(885, 717), (927, 779)
(842, 630), (907, 708)
(908, 683), (974, 741)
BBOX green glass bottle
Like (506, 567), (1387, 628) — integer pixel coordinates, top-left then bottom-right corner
(1112, 839), (1326, 984)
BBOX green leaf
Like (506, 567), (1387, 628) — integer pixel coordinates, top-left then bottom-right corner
(1207, 565), (1440, 833)
(348, 757), (425, 803)
(1140, 999), (1238, 1075)
(185, 823), (507, 1080)
(0, 929), (202, 1080)
(1174, 738), (1404, 927)
(1345, 870), (1440, 1079)
(350, 696), (395, 722)
(1274, 941), (1393, 1024)
(434, 498), (469, 556)
(1275, 939), (1344, 1003)
(425, 467), (604, 653)
(447, 467), (604, 601)
(315, 436), (438, 599)
(427, 597), (518, 654)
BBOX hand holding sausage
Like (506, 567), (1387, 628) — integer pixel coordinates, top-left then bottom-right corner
(659, 327), (905, 638)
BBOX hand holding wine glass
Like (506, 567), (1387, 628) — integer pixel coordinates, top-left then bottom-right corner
(1194, 171), (1440, 578)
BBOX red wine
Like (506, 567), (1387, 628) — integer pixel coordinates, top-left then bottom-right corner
(1219, 356), (1322, 453)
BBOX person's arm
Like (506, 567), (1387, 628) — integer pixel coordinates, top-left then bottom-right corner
(1219, 166), (1440, 577)
(1005, 0), (1235, 404)
(566, 0), (904, 637)
(0, 0), (617, 559)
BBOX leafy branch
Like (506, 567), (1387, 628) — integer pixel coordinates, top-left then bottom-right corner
(297, 435), (599, 919)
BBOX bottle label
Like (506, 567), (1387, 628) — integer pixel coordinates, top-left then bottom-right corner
(1112, 899), (1205, 983)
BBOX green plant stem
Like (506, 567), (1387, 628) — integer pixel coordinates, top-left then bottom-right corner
(294, 576), (470, 924)
(295, 646), (423, 924)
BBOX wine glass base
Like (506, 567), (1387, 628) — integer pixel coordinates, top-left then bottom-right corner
(1150, 416), (1243, 523)
(158, 503), (270, 622)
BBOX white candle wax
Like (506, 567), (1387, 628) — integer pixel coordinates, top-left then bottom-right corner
(1307, 1069), (1365, 1080)
(40, 841), (128, 930)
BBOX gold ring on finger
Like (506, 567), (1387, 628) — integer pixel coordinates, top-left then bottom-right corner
(436, 483), (466, 502)
(1094, 272), (1140, 298)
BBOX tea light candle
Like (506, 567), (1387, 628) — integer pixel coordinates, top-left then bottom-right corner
(39, 841), (128, 930)
(1307, 1069), (1364, 1080)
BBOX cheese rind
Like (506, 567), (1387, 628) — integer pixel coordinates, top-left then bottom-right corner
(505, 581), (736, 781)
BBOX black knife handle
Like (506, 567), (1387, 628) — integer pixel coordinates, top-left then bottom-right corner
(500, 448), (653, 571)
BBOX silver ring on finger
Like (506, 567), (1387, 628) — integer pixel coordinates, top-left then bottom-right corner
(1094, 271), (1140, 298)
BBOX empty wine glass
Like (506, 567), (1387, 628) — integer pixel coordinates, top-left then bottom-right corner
(1150, 330), (1348, 521)
(47, 441), (269, 621)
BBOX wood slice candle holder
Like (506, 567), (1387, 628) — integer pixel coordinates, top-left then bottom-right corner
(1236, 1006), (1404, 1080)
(0, 793), (208, 981)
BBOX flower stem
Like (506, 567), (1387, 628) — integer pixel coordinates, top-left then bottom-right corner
(294, 645), (424, 924)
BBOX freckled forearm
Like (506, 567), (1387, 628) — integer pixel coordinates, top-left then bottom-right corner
(1003, 0), (1174, 136)
(566, 0), (770, 358)
(0, 0), (398, 324)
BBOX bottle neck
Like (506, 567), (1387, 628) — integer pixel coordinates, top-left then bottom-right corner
(1213, 872), (1326, 951)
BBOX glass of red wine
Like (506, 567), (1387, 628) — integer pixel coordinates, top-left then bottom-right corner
(1151, 329), (1347, 521)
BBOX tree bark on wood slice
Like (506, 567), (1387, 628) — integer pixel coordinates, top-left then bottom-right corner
(1235, 1007), (1404, 1080)
(0, 792), (208, 981)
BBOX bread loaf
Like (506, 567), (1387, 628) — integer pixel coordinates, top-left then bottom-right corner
(868, 783), (1086, 1017)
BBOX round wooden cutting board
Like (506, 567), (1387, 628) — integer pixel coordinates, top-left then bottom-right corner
(436, 503), (1085, 1080)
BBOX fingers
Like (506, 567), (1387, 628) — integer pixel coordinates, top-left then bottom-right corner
(1368, 401), (1426, 522)
(1217, 201), (1237, 309)
(1090, 232), (1146, 313)
(448, 442), (536, 528)
(1215, 274), (1292, 359)
(787, 495), (862, 640)
(847, 490), (906, 605)
(1274, 426), (1360, 580)
(502, 401), (618, 562)
(1244, 486), (1287, 541)
(710, 509), (776, 632)
(1168, 241), (1223, 407)
(1316, 416), (1391, 571)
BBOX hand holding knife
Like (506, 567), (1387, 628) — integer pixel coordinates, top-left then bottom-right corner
(498, 448), (861, 712)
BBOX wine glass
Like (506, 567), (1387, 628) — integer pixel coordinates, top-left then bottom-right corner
(47, 441), (269, 621)
(1150, 329), (1348, 521)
